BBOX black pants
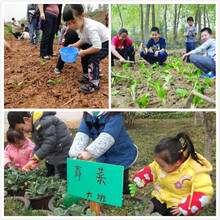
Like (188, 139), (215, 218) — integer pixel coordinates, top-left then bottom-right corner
(12, 32), (22, 39)
(81, 41), (109, 81)
(123, 168), (130, 194)
(40, 12), (57, 57)
(45, 161), (67, 179)
(111, 45), (135, 66)
(56, 29), (79, 70)
(151, 197), (183, 216)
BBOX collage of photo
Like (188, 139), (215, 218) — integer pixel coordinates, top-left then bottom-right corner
(2, 2), (217, 219)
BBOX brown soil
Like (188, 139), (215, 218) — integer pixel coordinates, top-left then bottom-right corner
(4, 36), (109, 109)
(111, 54), (215, 109)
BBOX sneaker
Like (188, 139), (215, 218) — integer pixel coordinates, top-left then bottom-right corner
(79, 83), (100, 94)
(42, 56), (51, 60)
(200, 72), (215, 79)
(51, 53), (58, 57)
(54, 68), (61, 74)
(77, 76), (89, 84)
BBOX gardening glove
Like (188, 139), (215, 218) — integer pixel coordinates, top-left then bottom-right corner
(129, 184), (138, 197)
(22, 159), (38, 172)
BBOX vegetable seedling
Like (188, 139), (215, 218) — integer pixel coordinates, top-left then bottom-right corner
(176, 88), (189, 99)
(135, 93), (150, 108)
(40, 59), (45, 67)
(10, 81), (23, 89)
(47, 78), (63, 85)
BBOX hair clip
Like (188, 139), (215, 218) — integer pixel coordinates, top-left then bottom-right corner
(178, 149), (183, 153)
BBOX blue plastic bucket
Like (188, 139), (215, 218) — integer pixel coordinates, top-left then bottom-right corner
(59, 47), (79, 63)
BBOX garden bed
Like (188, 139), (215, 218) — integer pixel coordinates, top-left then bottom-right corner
(111, 55), (215, 109)
(4, 37), (109, 109)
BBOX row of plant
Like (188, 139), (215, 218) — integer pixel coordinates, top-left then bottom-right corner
(111, 56), (214, 108)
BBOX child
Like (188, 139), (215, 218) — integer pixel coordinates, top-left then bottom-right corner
(64, 4), (109, 94)
(69, 112), (138, 194)
(140, 27), (168, 66)
(129, 132), (213, 216)
(7, 111), (73, 179)
(182, 27), (216, 78)
(183, 17), (197, 63)
(111, 28), (135, 66)
(54, 26), (79, 74)
(4, 128), (38, 170)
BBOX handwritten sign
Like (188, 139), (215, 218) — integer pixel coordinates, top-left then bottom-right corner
(67, 158), (124, 207)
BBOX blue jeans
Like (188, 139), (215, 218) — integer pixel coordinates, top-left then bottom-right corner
(81, 41), (109, 81)
(186, 42), (195, 62)
(30, 17), (40, 45)
(40, 12), (58, 57)
(111, 45), (135, 66)
(140, 51), (167, 65)
(189, 54), (216, 74)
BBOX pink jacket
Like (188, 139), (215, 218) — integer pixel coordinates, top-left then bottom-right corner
(4, 138), (38, 170)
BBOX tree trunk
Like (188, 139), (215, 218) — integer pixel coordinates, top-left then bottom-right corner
(206, 7), (210, 28)
(195, 4), (200, 28)
(140, 4), (144, 43)
(173, 4), (178, 41)
(198, 5), (202, 40)
(117, 4), (123, 28)
(164, 4), (168, 40)
(203, 5), (206, 27)
(152, 4), (155, 27)
(199, 112), (216, 162)
(145, 4), (151, 44)
(175, 4), (182, 40)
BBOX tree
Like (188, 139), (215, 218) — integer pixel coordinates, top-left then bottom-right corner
(203, 5), (206, 27)
(145, 4), (151, 44)
(199, 112), (216, 162)
(173, 4), (178, 41)
(152, 4), (155, 27)
(117, 4), (123, 28)
(164, 4), (168, 40)
(140, 5), (144, 43)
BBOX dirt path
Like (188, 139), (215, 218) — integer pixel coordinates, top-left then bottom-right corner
(4, 36), (109, 109)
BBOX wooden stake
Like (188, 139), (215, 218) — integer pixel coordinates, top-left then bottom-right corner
(61, 97), (75, 108)
(90, 201), (100, 216)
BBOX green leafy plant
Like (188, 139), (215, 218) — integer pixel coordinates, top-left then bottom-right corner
(111, 90), (119, 96)
(122, 63), (131, 71)
(129, 79), (141, 101)
(40, 59), (45, 67)
(176, 88), (189, 99)
(52, 204), (96, 216)
(47, 78), (63, 85)
(132, 42), (138, 47)
(10, 81), (23, 89)
(136, 93), (150, 108)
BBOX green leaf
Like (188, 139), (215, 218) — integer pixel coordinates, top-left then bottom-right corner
(111, 90), (119, 96)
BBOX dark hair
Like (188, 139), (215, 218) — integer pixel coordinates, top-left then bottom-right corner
(12, 18), (15, 20)
(7, 128), (25, 144)
(7, 112), (31, 129)
(21, 23), (24, 27)
(154, 132), (203, 166)
(118, 28), (128, 35)
(63, 4), (84, 22)
(151, 27), (160, 34)
(187, 17), (194, 22)
(201, 27), (212, 35)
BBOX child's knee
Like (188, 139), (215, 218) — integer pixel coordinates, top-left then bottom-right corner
(140, 51), (145, 57)
(189, 54), (197, 63)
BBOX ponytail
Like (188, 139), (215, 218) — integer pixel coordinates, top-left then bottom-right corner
(155, 132), (203, 166)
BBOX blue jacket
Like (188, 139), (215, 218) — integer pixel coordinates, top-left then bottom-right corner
(78, 112), (138, 169)
(146, 37), (166, 53)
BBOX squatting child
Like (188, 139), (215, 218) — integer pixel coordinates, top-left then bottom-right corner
(64, 4), (109, 94)
(182, 27), (216, 78)
(7, 111), (73, 179)
(69, 111), (138, 194)
(111, 28), (136, 66)
(129, 132), (213, 216)
(140, 27), (168, 66)
(4, 128), (38, 170)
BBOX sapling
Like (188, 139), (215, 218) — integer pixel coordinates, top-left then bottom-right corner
(40, 59), (45, 67)
(176, 88), (189, 99)
(135, 93), (150, 108)
(10, 81), (23, 89)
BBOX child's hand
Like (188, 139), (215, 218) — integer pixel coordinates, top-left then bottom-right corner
(78, 49), (86, 57)
(182, 54), (187, 62)
(68, 44), (76, 48)
(129, 184), (138, 197)
(170, 206), (182, 216)
(5, 162), (12, 169)
(40, 12), (46, 20)
(78, 151), (92, 160)
(120, 57), (126, 63)
(154, 51), (159, 57)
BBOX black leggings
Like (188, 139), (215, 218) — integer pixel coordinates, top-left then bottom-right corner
(45, 161), (67, 179)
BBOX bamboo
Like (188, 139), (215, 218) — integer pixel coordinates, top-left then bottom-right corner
(90, 201), (100, 216)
